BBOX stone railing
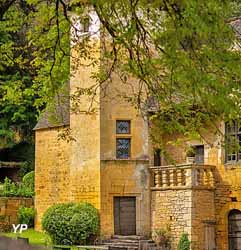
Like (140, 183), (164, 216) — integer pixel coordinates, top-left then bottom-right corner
(150, 164), (215, 190)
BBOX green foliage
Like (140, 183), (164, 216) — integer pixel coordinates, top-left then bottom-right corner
(92, 0), (241, 144)
(1, 172), (34, 197)
(17, 206), (35, 227)
(42, 202), (99, 245)
(22, 171), (34, 191)
(0, 0), (241, 148)
(178, 233), (191, 250)
(0, 0), (70, 147)
(2, 177), (18, 197)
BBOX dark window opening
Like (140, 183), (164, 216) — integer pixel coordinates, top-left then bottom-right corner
(194, 145), (204, 164)
(116, 138), (131, 159)
(82, 18), (90, 33)
(154, 149), (161, 166)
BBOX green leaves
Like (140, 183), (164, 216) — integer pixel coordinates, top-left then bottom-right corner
(0, 0), (70, 146)
(17, 206), (35, 227)
(93, 0), (241, 143)
(42, 202), (100, 245)
(1, 172), (34, 198)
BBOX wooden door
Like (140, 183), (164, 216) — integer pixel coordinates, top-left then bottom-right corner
(114, 197), (136, 235)
(229, 210), (241, 250)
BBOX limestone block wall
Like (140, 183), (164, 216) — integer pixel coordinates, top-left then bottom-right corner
(151, 189), (192, 249)
(206, 145), (241, 250)
(151, 188), (215, 250)
(69, 36), (101, 208)
(35, 128), (70, 230)
(158, 126), (241, 250)
(0, 197), (33, 228)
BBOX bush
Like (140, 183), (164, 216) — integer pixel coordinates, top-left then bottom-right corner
(18, 171), (34, 197)
(153, 228), (171, 247)
(178, 233), (191, 250)
(42, 202), (99, 245)
(2, 177), (18, 197)
(22, 171), (34, 189)
(1, 172), (34, 198)
(17, 206), (35, 227)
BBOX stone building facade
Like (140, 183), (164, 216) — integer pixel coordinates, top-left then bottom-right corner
(34, 12), (241, 250)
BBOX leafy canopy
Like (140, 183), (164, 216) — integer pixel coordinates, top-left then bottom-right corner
(1, 0), (241, 143)
(0, 0), (69, 146)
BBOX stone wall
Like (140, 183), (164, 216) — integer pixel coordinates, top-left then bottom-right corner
(206, 143), (241, 250)
(155, 126), (241, 250)
(0, 197), (33, 229)
(151, 188), (215, 250)
(35, 127), (70, 230)
(151, 189), (192, 249)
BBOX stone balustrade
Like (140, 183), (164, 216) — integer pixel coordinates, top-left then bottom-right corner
(150, 164), (215, 190)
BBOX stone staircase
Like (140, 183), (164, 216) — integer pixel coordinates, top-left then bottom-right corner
(102, 235), (156, 250)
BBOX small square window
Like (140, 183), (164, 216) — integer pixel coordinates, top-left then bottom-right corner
(116, 138), (131, 159)
(116, 120), (130, 134)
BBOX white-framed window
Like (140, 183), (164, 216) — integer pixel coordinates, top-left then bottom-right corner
(225, 120), (241, 163)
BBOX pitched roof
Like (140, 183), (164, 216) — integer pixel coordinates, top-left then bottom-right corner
(34, 83), (70, 130)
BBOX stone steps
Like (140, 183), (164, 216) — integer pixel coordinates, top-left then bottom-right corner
(102, 235), (155, 250)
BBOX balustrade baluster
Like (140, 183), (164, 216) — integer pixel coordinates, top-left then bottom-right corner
(199, 169), (204, 186)
(204, 169), (209, 186)
(209, 169), (215, 187)
(185, 168), (192, 186)
(162, 170), (168, 187)
(154, 170), (161, 187)
(177, 169), (183, 186)
(169, 169), (174, 186)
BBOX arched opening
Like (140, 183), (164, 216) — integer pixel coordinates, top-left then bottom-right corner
(228, 209), (241, 250)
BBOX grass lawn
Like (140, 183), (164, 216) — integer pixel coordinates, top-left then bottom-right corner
(3, 229), (90, 249)
(3, 228), (51, 245)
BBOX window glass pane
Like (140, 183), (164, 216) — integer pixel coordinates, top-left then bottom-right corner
(116, 120), (130, 134)
(116, 138), (130, 159)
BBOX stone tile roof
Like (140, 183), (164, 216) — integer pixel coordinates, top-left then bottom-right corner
(34, 83), (70, 130)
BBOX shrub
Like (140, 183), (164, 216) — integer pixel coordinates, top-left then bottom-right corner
(42, 202), (99, 245)
(17, 206), (35, 227)
(178, 233), (191, 250)
(153, 227), (171, 247)
(18, 171), (34, 197)
(22, 171), (34, 190)
(2, 177), (18, 197)
(1, 172), (34, 198)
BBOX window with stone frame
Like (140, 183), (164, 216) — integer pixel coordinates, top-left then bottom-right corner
(116, 120), (131, 159)
(225, 121), (241, 163)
